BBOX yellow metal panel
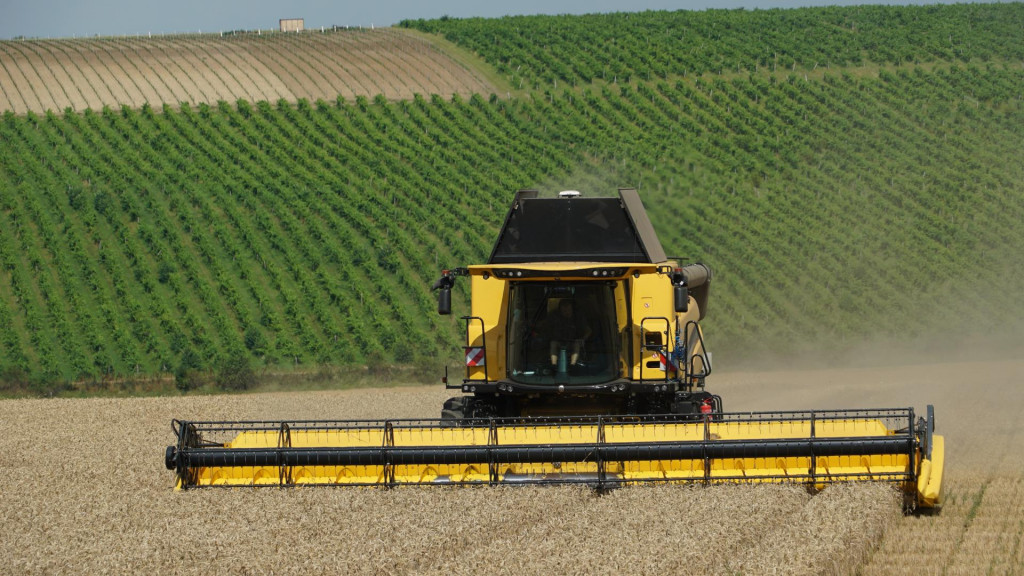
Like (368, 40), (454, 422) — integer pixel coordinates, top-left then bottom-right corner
(467, 270), (509, 380)
(630, 270), (672, 379)
(626, 266), (706, 380)
(917, 434), (944, 507)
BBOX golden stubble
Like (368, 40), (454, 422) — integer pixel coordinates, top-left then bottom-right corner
(2, 359), (1021, 575)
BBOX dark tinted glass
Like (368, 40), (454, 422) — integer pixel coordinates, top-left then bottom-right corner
(507, 282), (620, 385)
(490, 198), (647, 263)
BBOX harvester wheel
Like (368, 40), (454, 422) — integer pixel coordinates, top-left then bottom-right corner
(441, 396), (470, 420)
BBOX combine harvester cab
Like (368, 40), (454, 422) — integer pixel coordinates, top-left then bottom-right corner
(165, 189), (943, 509)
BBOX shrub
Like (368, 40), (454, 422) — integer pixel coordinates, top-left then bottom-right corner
(174, 348), (203, 392)
(0, 366), (31, 394)
(215, 353), (256, 391)
(243, 327), (267, 355)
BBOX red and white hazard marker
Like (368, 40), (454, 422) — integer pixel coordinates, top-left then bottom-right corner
(657, 352), (677, 373)
(465, 347), (486, 367)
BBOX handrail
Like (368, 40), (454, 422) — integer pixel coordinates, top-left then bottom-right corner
(461, 315), (488, 384)
(683, 319), (712, 383)
(639, 316), (671, 384)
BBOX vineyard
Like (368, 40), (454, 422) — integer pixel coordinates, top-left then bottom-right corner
(0, 4), (1023, 388)
(403, 3), (1024, 89)
(0, 28), (494, 115)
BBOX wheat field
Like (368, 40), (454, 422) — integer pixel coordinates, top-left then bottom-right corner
(1, 359), (1021, 574)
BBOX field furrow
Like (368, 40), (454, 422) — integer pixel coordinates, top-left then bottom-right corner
(44, 40), (113, 110)
(0, 53), (29, 113)
(272, 36), (339, 100)
(97, 40), (154, 107)
(180, 38), (255, 101)
(0, 46), (42, 113)
(100, 39), (164, 106)
(0, 29), (496, 114)
(301, 35), (370, 98)
(208, 41), (282, 103)
(55, 40), (122, 108)
(80, 42), (141, 107)
(140, 39), (213, 103)
(3, 43), (72, 112)
(126, 41), (193, 104)
(415, 41), (492, 95)
(21, 42), (88, 110)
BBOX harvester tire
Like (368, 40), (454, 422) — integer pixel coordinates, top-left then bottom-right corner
(441, 396), (469, 420)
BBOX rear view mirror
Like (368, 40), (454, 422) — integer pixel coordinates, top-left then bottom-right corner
(674, 285), (688, 313)
(432, 270), (456, 315)
(438, 287), (452, 315)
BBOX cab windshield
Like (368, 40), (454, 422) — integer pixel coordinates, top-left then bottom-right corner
(507, 282), (620, 385)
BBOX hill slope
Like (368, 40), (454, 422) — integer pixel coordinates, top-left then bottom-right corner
(0, 28), (495, 114)
(0, 4), (1022, 389)
(404, 3), (1024, 88)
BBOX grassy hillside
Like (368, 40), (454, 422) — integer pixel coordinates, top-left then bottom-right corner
(1, 4), (1023, 391)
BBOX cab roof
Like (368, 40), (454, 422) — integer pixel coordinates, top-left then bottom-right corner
(488, 188), (668, 264)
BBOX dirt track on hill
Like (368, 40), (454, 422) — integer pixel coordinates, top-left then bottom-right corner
(1, 359), (1021, 574)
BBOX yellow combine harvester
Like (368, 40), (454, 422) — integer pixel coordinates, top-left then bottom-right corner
(165, 189), (943, 508)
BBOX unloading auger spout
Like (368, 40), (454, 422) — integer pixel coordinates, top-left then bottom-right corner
(165, 189), (943, 509)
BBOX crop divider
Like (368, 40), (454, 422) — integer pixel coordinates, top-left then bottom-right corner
(487, 418), (499, 485)
(382, 421), (395, 488)
(278, 422), (292, 486)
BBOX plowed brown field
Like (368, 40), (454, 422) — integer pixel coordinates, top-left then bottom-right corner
(1, 359), (1021, 575)
(0, 29), (494, 114)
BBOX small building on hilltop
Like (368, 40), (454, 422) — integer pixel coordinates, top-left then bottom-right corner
(279, 18), (304, 32)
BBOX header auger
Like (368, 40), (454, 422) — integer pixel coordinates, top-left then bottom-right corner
(165, 189), (943, 509)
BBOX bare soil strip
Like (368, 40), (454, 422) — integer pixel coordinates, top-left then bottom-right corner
(123, 40), (190, 106)
(299, 35), (366, 99)
(143, 38), (214, 104)
(55, 39), (120, 108)
(206, 41), (281, 103)
(0, 46), (41, 113)
(20, 40), (88, 111)
(102, 38), (164, 106)
(79, 41), (135, 107)
(278, 35), (339, 100)
(329, 32), (389, 97)
(4, 42), (71, 112)
(0, 49), (30, 113)
(352, 34), (406, 98)
(181, 37), (252, 102)
(414, 40), (494, 95)
(387, 38), (445, 95)
(0, 29), (496, 114)
(49, 40), (118, 109)
(248, 36), (328, 102)
(97, 41), (150, 108)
